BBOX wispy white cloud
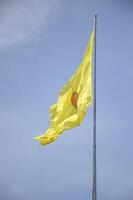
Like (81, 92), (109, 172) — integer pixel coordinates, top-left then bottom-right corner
(0, 0), (59, 48)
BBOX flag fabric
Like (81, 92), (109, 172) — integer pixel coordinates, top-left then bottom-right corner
(35, 31), (94, 145)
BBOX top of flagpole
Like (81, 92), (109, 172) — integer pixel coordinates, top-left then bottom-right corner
(93, 15), (97, 30)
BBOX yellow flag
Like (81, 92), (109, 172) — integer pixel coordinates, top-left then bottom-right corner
(35, 31), (94, 145)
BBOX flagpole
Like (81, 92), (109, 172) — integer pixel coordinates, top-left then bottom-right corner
(92, 14), (97, 200)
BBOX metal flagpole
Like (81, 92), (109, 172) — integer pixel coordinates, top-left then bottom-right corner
(92, 14), (97, 200)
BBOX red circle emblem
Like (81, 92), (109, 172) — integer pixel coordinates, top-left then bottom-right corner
(71, 92), (79, 108)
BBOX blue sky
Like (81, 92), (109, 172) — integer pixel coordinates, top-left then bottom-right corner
(0, 0), (133, 200)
